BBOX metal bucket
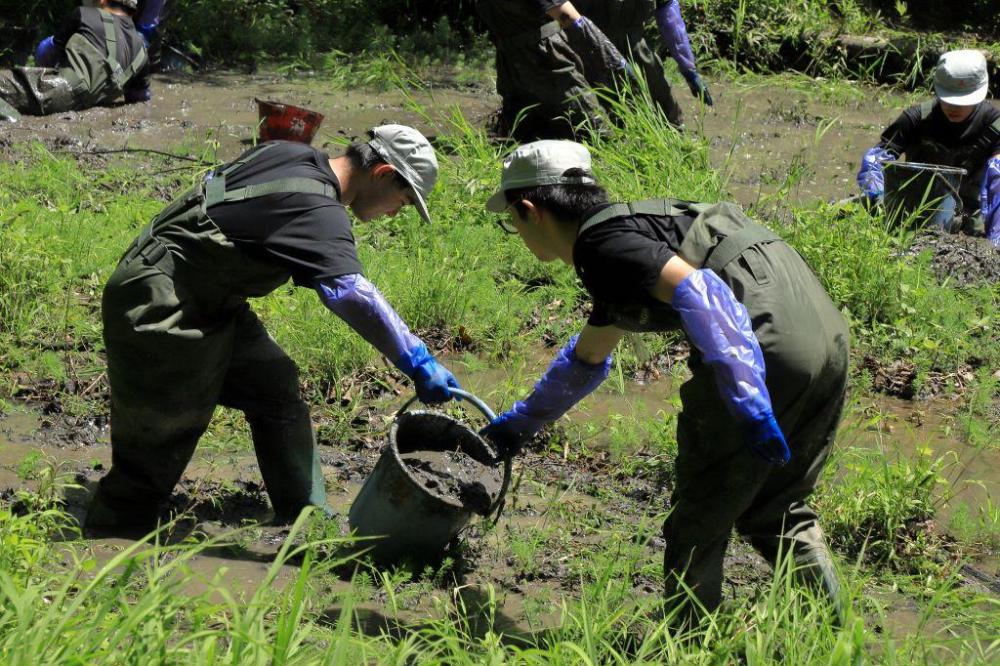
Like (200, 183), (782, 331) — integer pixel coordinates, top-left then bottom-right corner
(883, 161), (967, 229)
(255, 99), (324, 143)
(348, 389), (512, 564)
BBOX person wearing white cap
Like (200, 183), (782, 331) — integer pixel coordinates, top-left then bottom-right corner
(857, 49), (1000, 237)
(481, 140), (848, 622)
(88, 126), (460, 531)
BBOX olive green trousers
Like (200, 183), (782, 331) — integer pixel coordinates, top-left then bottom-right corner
(666, 239), (849, 615)
(89, 252), (327, 528)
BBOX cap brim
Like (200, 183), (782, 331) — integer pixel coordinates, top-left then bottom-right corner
(485, 189), (508, 212)
(936, 85), (988, 106)
(397, 174), (431, 224)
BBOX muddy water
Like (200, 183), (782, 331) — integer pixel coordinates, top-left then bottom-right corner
(687, 79), (1000, 207)
(1, 70), (497, 159)
(0, 67), (944, 210)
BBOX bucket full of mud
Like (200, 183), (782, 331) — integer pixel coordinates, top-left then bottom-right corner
(255, 99), (324, 143)
(883, 161), (967, 229)
(348, 389), (512, 564)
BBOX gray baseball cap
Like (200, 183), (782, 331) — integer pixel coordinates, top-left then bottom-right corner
(367, 124), (438, 223)
(934, 49), (989, 106)
(486, 140), (597, 212)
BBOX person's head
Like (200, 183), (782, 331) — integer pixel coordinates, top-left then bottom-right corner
(94, 0), (138, 16)
(934, 49), (989, 123)
(485, 141), (608, 263)
(345, 125), (438, 223)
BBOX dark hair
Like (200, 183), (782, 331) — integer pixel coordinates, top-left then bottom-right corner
(504, 168), (609, 223)
(345, 142), (411, 190)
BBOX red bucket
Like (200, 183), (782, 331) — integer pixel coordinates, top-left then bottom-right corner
(255, 99), (324, 143)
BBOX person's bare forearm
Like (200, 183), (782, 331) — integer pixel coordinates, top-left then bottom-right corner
(546, 1), (581, 27)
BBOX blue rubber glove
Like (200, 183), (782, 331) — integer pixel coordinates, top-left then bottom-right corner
(396, 343), (460, 404)
(136, 0), (166, 46)
(672, 269), (789, 465)
(316, 274), (460, 404)
(746, 413), (791, 465)
(857, 145), (897, 200)
(980, 155), (1000, 247)
(34, 36), (60, 67)
(655, 0), (697, 74)
(682, 70), (713, 106)
(481, 335), (611, 457)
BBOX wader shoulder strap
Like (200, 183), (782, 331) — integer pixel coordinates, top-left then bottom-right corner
(101, 12), (147, 89)
(220, 177), (337, 203)
(578, 198), (690, 236)
(920, 100), (934, 120)
(204, 142), (339, 206)
(704, 224), (782, 274)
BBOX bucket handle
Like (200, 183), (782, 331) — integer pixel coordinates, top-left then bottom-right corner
(398, 388), (514, 525)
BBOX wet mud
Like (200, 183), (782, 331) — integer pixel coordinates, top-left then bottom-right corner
(0, 69), (497, 161)
(907, 229), (1000, 286)
(401, 448), (503, 515)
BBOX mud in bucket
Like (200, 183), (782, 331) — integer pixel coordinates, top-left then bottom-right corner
(348, 389), (512, 564)
(883, 161), (967, 230)
(255, 99), (324, 143)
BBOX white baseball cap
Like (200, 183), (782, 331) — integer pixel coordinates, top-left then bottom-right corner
(486, 140), (597, 212)
(367, 125), (438, 223)
(934, 50), (989, 106)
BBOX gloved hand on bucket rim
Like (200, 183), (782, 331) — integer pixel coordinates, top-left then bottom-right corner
(316, 273), (460, 404)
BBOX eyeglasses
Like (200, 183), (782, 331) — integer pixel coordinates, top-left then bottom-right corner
(495, 202), (519, 235)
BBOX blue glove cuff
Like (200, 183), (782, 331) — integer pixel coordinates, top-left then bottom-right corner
(745, 412), (791, 465)
(395, 342), (433, 379)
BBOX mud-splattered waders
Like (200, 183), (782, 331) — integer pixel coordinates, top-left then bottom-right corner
(581, 199), (848, 613)
(573, 0), (684, 126)
(89, 143), (331, 527)
(476, 0), (604, 140)
(0, 11), (146, 119)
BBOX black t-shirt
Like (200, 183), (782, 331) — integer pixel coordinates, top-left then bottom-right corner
(880, 100), (1000, 165)
(53, 7), (150, 94)
(573, 204), (696, 331)
(209, 142), (363, 287)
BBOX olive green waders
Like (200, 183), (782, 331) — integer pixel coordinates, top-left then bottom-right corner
(89, 143), (330, 528)
(476, 1), (603, 140)
(0, 11), (146, 118)
(583, 200), (849, 616)
(573, 0), (684, 126)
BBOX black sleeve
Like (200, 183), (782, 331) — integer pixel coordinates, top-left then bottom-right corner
(579, 231), (676, 305)
(262, 205), (364, 286)
(880, 106), (921, 155)
(53, 8), (83, 50)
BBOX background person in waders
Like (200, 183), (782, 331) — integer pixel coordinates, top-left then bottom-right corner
(0, 0), (149, 122)
(481, 140), (849, 623)
(572, 0), (713, 127)
(87, 125), (462, 531)
(857, 49), (1000, 244)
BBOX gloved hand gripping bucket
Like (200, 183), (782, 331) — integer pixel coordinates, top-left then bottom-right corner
(255, 99), (324, 143)
(883, 161), (967, 229)
(348, 389), (512, 563)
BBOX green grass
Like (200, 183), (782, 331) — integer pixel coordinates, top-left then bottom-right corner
(1, 70), (999, 663)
